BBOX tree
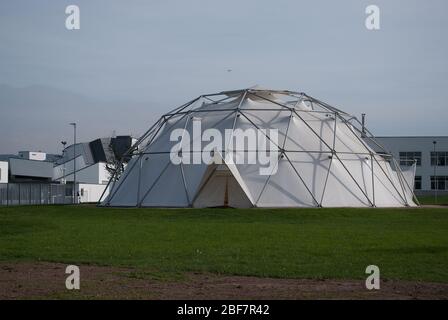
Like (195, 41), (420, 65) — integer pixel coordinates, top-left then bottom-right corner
(105, 141), (126, 180)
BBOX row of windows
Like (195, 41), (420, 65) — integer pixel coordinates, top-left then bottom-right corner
(414, 176), (448, 190)
(431, 151), (448, 166)
(399, 152), (421, 166)
(399, 151), (448, 167)
(430, 176), (448, 191)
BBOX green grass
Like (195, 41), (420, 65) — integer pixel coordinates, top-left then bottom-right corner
(418, 194), (448, 205)
(0, 205), (447, 282)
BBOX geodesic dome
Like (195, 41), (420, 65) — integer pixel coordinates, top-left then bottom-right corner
(100, 87), (417, 208)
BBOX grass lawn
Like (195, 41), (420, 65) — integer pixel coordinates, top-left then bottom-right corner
(418, 194), (448, 205)
(0, 205), (447, 283)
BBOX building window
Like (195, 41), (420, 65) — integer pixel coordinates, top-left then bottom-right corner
(414, 176), (422, 190)
(431, 176), (448, 190)
(65, 187), (73, 197)
(431, 152), (448, 166)
(399, 152), (421, 166)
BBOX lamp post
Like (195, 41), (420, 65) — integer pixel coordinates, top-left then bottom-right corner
(433, 140), (437, 204)
(61, 141), (67, 185)
(70, 123), (77, 204)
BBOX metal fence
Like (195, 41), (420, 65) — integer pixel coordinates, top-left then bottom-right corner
(0, 183), (74, 206)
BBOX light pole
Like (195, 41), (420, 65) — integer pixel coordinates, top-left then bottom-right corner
(70, 123), (77, 204)
(61, 141), (67, 185)
(433, 140), (437, 204)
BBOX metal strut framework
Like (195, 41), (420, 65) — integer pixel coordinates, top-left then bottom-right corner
(98, 87), (416, 208)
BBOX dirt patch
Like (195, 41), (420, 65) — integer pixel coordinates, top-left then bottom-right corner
(1, 262), (447, 300)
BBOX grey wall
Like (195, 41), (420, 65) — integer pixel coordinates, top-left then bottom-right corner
(375, 136), (448, 191)
(9, 158), (54, 180)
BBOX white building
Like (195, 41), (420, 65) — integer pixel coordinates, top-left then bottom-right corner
(374, 136), (448, 193)
(53, 136), (134, 203)
(18, 151), (47, 161)
(53, 152), (110, 185)
(0, 161), (8, 183)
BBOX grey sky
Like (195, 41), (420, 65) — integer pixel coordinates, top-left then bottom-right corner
(0, 0), (447, 154)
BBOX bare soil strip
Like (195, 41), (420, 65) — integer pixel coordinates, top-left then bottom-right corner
(1, 262), (447, 300)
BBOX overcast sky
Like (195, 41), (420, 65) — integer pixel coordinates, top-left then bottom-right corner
(0, 0), (447, 154)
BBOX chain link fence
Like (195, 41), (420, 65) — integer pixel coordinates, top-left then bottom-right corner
(0, 183), (74, 206)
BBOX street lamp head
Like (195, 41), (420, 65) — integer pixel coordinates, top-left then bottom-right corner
(69, 122), (76, 126)
(433, 141), (437, 145)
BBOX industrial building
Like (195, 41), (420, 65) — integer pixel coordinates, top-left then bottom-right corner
(52, 136), (134, 203)
(0, 161), (8, 183)
(0, 151), (57, 183)
(375, 136), (448, 194)
(0, 136), (133, 204)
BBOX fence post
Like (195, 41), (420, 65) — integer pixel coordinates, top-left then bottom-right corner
(18, 183), (21, 205)
(6, 183), (9, 206)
